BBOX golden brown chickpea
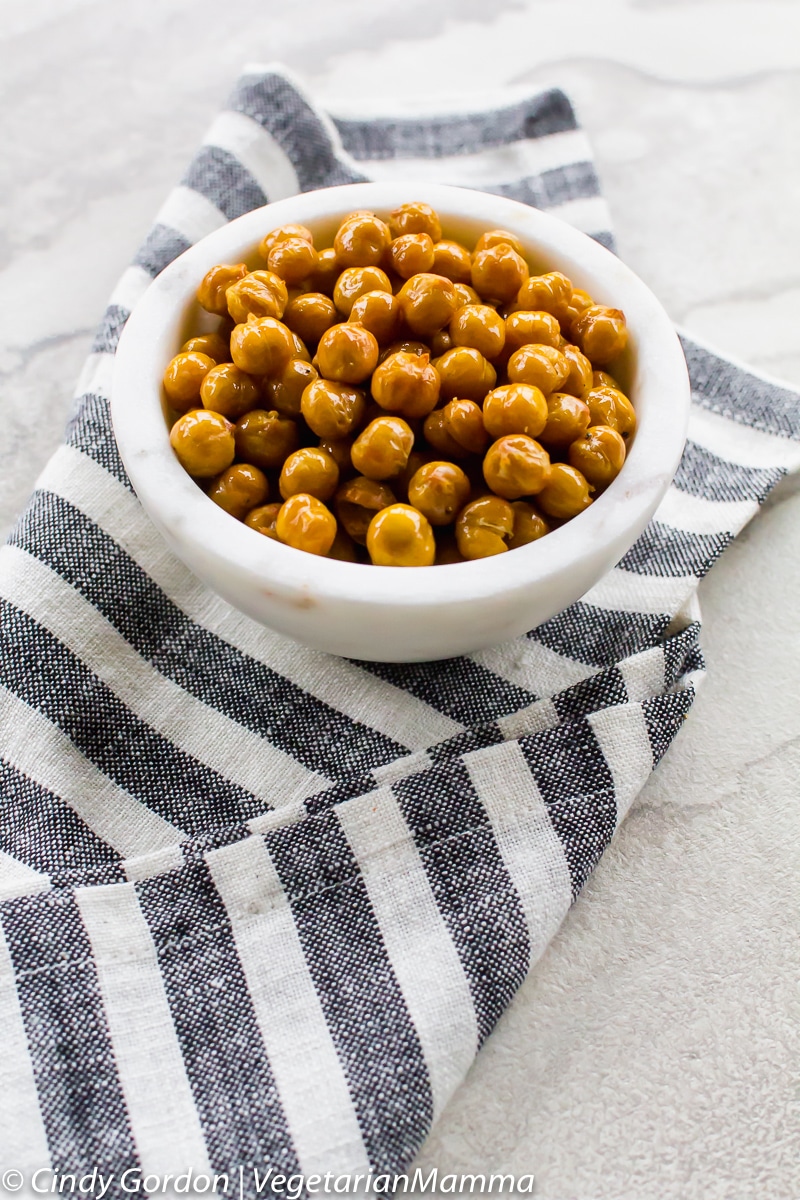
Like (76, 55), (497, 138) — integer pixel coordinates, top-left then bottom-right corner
(537, 463), (594, 519)
(539, 392), (591, 448)
(560, 343), (594, 399)
(483, 383), (548, 440)
(367, 504), (435, 567)
(200, 363), (260, 420)
(309, 246), (340, 296)
(407, 461), (471, 526)
(316, 323), (379, 384)
(283, 292), (337, 344)
(449, 305), (505, 360)
(170, 410), (235, 477)
(471, 244), (529, 304)
(431, 240), (473, 284)
(378, 339), (428, 365)
(334, 213), (392, 268)
(371, 350), (440, 418)
(267, 236), (319, 286)
(347, 290), (400, 344)
(515, 271), (572, 317)
(508, 501), (549, 549)
(230, 316), (295, 377)
(208, 463), (270, 520)
(276, 493), (337, 556)
(351, 416), (414, 481)
(279, 446), (340, 502)
(301, 377), (366, 439)
(559, 287), (594, 332)
(327, 528), (360, 561)
(455, 495), (515, 559)
(234, 409), (299, 470)
(425, 398), (489, 459)
(389, 202), (442, 242)
(475, 228), (526, 256)
(388, 233), (434, 278)
(435, 345), (497, 403)
(163, 352), (215, 413)
(245, 502), (282, 539)
(453, 282), (482, 307)
(507, 344), (570, 394)
(226, 271), (288, 324)
(394, 449), (435, 502)
(335, 476), (396, 543)
(483, 434), (551, 499)
(288, 330), (311, 363)
(197, 263), (248, 315)
(263, 359), (318, 417)
(397, 273), (459, 337)
(571, 305), (628, 365)
(318, 437), (354, 474)
(333, 265), (392, 316)
(568, 425), (627, 488)
(423, 410), (463, 459)
(586, 386), (636, 437)
(181, 332), (231, 364)
(593, 369), (620, 391)
(430, 329), (453, 357)
(504, 309), (562, 353)
(259, 224), (314, 262)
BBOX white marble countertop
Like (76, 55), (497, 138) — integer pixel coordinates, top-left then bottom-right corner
(2, 1), (799, 1196)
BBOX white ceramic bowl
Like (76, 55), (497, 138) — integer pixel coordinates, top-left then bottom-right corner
(112, 183), (689, 662)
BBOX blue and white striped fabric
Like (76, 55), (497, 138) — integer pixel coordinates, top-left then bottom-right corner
(1, 64), (799, 1194)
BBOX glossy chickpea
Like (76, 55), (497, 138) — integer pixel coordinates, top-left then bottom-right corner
(455, 495), (515, 559)
(435, 345), (497, 403)
(537, 463), (594, 519)
(197, 263), (248, 315)
(431, 240), (473, 284)
(327, 529), (360, 561)
(263, 359), (317, 417)
(351, 416), (414, 481)
(226, 271), (288, 324)
(560, 343), (594, 399)
(283, 292), (337, 344)
(378, 338), (428, 365)
(453, 282), (482, 307)
(504, 309), (562, 354)
(516, 272), (572, 317)
(200, 363), (260, 419)
(483, 384), (548, 440)
(259, 224), (314, 262)
(279, 446), (340, 502)
(425, 398), (488, 459)
(430, 329), (453, 357)
(389, 233), (435, 279)
(316, 323), (379, 384)
(267, 236), (318, 286)
(289, 330), (311, 363)
(163, 351), (215, 413)
(509, 501), (549, 549)
(309, 246), (340, 296)
(208, 463), (270, 520)
(371, 350), (440, 419)
(366, 504), (435, 567)
(245, 502), (282, 539)
(571, 305), (628, 365)
(593, 369), (620, 390)
(538, 391), (590, 448)
(449, 305), (505, 360)
(586, 386), (636, 436)
(347, 290), (400, 344)
(276, 493), (337, 556)
(568, 425), (626, 488)
(335, 476), (396, 544)
(476, 228), (526, 256)
(559, 287), (594, 333)
(388, 202), (442, 242)
(334, 213), (392, 268)
(230, 316), (295, 376)
(181, 332), (230, 364)
(483, 434), (551, 499)
(301, 377), (365, 439)
(318, 437), (355, 474)
(471, 244), (529, 304)
(507, 344), (570, 394)
(234, 409), (299, 470)
(397, 273), (459, 337)
(407, 461), (471, 526)
(170, 410), (235, 477)
(333, 266), (392, 316)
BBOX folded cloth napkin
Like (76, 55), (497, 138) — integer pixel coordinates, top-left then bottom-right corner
(2, 63), (799, 1195)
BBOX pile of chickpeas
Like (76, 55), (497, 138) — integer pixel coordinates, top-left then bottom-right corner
(164, 203), (634, 566)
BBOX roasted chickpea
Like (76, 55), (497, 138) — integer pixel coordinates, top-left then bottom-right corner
(424, 398), (488, 459)
(483, 434), (551, 499)
(538, 392), (590, 448)
(571, 305), (628, 365)
(515, 271), (572, 317)
(435, 345), (497, 402)
(230, 316), (295, 377)
(389, 233), (435, 279)
(430, 329), (453, 357)
(388, 202), (442, 242)
(453, 282), (482, 307)
(431, 240), (473, 284)
(351, 416), (414, 481)
(586, 386), (636, 436)
(455, 495), (514, 559)
(347, 290), (400, 344)
(197, 263), (248, 315)
(267, 236), (318, 285)
(259, 224), (314, 262)
(559, 287), (594, 332)
(309, 246), (340, 295)
(181, 332), (230, 364)
(509, 501), (549, 548)
(327, 529), (360, 561)
(226, 271), (288, 324)
(475, 228), (526, 256)
(163, 351), (215, 413)
(593, 369), (621, 391)
(316, 323), (379, 384)
(504, 309), (562, 353)
(560, 343), (593, 399)
(279, 446), (340, 502)
(301, 377), (365, 439)
(170, 410), (235, 477)
(407, 461), (471, 526)
(234, 409), (299, 470)
(483, 383), (548, 440)
(471, 244), (529, 304)
(568, 425), (627, 488)
(318, 437), (354, 474)
(537, 464), (594, 519)
(245, 502), (282, 539)
(397, 273), (459, 337)
(289, 330), (312, 363)
(371, 350), (440, 418)
(263, 359), (318, 417)
(334, 213), (392, 268)
(200, 363), (260, 420)
(366, 504), (435, 567)
(283, 292), (337, 344)
(507, 344), (570, 395)
(335, 476), (396, 543)
(276, 493), (337, 556)
(208, 463), (270, 520)
(378, 338), (429, 365)
(333, 265), (392, 317)
(449, 305), (505, 360)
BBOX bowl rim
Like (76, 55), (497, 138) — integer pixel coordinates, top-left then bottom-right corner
(112, 181), (690, 611)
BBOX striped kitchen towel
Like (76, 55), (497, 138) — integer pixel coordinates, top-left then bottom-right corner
(1, 64), (799, 1197)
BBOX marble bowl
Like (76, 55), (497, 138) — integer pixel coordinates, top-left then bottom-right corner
(112, 182), (690, 662)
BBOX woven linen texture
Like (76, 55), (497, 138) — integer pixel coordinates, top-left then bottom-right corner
(1, 65), (799, 1194)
